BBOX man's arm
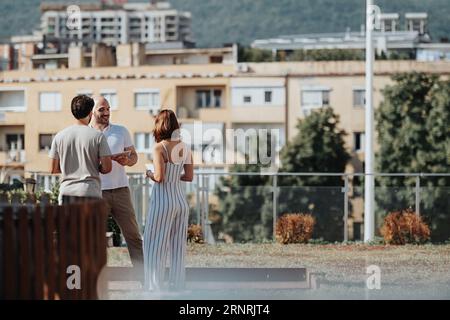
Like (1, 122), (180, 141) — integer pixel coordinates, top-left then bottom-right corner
(50, 158), (61, 174)
(113, 146), (138, 167)
(124, 146), (138, 166)
(99, 156), (112, 174)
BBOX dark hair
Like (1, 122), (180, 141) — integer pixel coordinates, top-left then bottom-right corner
(71, 95), (94, 119)
(153, 109), (180, 143)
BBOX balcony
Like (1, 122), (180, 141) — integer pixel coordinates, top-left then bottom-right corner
(0, 150), (26, 165)
(176, 86), (227, 120)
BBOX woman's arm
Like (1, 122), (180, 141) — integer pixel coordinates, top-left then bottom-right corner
(180, 150), (193, 182)
(150, 143), (165, 183)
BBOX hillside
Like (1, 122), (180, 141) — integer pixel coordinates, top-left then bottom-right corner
(1, 0), (449, 47)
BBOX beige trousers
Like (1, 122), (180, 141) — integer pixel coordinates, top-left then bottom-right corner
(102, 187), (144, 270)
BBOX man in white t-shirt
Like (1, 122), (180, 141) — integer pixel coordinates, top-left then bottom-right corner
(90, 96), (143, 275)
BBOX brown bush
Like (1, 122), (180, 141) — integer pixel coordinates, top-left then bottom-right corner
(187, 224), (204, 243)
(276, 213), (315, 244)
(380, 209), (431, 245)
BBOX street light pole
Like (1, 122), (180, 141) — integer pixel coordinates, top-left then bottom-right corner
(364, 0), (376, 242)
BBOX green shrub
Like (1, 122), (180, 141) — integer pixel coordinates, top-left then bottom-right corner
(107, 216), (122, 246)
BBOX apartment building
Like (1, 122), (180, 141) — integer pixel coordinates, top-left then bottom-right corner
(1, 60), (449, 179)
(1, 59), (449, 240)
(40, 1), (193, 47)
(252, 12), (450, 61)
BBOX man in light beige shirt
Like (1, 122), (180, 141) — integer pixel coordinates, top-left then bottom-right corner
(49, 95), (112, 204)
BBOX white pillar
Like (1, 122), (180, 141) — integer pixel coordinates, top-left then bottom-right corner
(364, 0), (375, 242)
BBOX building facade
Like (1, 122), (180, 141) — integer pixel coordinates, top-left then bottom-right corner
(1, 59), (449, 240)
(1, 60), (449, 178)
(40, 1), (193, 47)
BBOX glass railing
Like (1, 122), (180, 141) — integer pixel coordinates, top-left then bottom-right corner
(27, 171), (450, 243)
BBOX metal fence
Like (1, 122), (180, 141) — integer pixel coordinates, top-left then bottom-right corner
(28, 171), (450, 243)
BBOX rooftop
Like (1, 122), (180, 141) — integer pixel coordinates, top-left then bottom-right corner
(40, 1), (173, 12)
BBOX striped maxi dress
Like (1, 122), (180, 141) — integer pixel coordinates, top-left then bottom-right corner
(143, 142), (190, 291)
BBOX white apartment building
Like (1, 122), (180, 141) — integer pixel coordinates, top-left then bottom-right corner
(40, 1), (193, 46)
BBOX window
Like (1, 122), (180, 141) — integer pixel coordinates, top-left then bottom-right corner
(135, 133), (153, 153)
(77, 90), (93, 97)
(213, 90), (222, 107)
(301, 90), (330, 116)
(39, 134), (55, 151)
(302, 90), (330, 107)
(353, 89), (365, 108)
(0, 89), (26, 112)
(209, 56), (223, 64)
(196, 89), (222, 108)
(323, 91), (330, 105)
(243, 96), (252, 104)
(40, 92), (61, 112)
(354, 132), (365, 152)
(134, 90), (160, 113)
(6, 134), (25, 151)
(264, 91), (272, 103)
(101, 91), (118, 110)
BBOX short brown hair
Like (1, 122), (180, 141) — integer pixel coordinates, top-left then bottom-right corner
(153, 109), (180, 142)
(71, 95), (94, 119)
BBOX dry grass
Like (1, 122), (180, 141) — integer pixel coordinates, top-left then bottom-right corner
(108, 243), (450, 286)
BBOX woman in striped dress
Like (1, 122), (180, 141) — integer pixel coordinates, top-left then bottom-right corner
(144, 109), (193, 291)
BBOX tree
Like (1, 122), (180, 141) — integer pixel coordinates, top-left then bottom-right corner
(376, 72), (450, 242)
(215, 163), (271, 242)
(275, 107), (351, 241)
(214, 132), (275, 242)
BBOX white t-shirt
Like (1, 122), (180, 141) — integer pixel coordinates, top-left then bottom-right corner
(94, 124), (133, 190)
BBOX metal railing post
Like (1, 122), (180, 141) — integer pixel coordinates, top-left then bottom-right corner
(201, 174), (207, 241)
(205, 175), (210, 241)
(415, 176), (420, 216)
(343, 175), (349, 242)
(196, 173), (201, 225)
(272, 173), (278, 241)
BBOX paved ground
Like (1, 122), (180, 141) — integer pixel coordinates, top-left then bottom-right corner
(106, 243), (450, 300)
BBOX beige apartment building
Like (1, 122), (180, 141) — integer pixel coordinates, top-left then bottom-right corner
(1, 57), (449, 239)
(1, 59), (449, 183)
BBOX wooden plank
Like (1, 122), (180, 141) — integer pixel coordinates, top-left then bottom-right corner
(184, 267), (308, 282)
(79, 203), (87, 300)
(45, 205), (56, 300)
(68, 204), (80, 300)
(95, 201), (108, 300)
(98, 201), (108, 268)
(186, 281), (311, 290)
(105, 267), (311, 290)
(2, 208), (16, 299)
(57, 205), (67, 300)
(32, 206), (45, 299)
(105, 267), (308, 282)
(86, 202), (99, 299)
(18, 207), (31, 299)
